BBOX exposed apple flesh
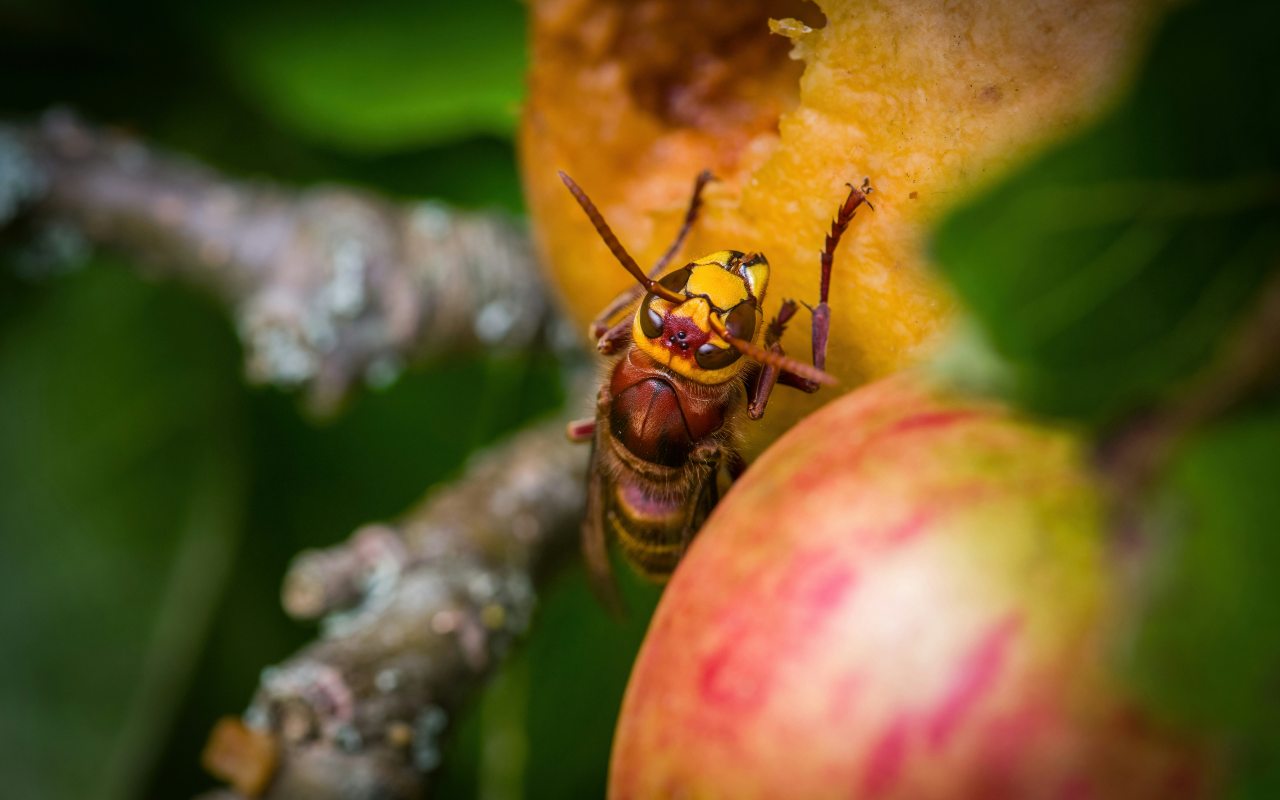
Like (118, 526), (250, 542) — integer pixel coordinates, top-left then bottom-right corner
(521, 0), (1162, 455)
(611, 375), (1209, 799)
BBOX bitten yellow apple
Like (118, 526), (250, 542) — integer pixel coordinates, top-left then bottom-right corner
(521, 0), (1162, 456)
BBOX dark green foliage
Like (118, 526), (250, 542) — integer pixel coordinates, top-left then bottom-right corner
(0, 264), (249, 799)
(931, 0), (1280, 792)
(933, 0), (1280, 424)
(214, 0), (526, 152)
(1125, 413), (1280, 729)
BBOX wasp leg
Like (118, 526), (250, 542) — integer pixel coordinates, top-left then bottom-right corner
(589, 290), (641, 343)
(746, 353), (783, 419)
(595, 316), (633, 356)
(725, 449), (747, 481)
(679, 442), (723, 557)
(588, 170), (714, 340)
(759, 179), (873, 398)
(582, 446), (622, 614)
(583, 386), (622, 612)
(747, 300), (801, 419)
(680, 477), (720, 559)
(808, 179), (873, 375)
(566, 418), (596, 442)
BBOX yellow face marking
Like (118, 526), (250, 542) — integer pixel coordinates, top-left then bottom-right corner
(741, 258), (769, 301)
(682, 296), (713, 332)
(686, 251), (770, 303)
(632, 296), (742, 384)
(691, 250), (737, 267)
(686, 264), (747, 310)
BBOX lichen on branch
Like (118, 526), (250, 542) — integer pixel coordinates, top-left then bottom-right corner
(4, 109), (554, 413)
(202, 418), (589, 799)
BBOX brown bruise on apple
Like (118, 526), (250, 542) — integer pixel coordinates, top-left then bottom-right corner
(610, 376), (1211, 798)
(521, 0), (1163, 455)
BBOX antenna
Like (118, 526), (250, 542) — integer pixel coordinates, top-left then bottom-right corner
(559, 171), (684, 304)
(707, 315), (836, 386)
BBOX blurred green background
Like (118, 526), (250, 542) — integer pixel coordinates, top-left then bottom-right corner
(6, 0), (1279, 797)
(0, 1), (658, 797)
(932, 0), (1280, 794)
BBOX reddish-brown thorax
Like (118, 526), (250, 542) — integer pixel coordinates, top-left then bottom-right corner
(609, 349), (727, 467)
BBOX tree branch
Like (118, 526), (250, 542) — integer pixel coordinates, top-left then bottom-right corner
(1, 109), (554, 413)
(202, 417), (590, 799)
(0, 110), (598, 796)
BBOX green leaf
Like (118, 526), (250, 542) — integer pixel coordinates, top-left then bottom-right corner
(1122, 409), (1280, 794)
(930, 1), (1280, 788)
(0, 263), (248, 800)
(932, 0), (1280, 424)
(1125, 411), (1280, 727)
(215, 0), (526, 153)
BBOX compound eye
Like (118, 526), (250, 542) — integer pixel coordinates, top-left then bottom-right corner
(725, 299), (758, 342)
(694, 300), (756, 371)
(638, 267), (691, 339)
(657, 267), (692, 293)
(639, 293), (664, 338)
(695, 342), (740, 371)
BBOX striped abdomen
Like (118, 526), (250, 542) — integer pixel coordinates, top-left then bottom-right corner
(607, 476), (712, 580)
(602, 350), (728, 580)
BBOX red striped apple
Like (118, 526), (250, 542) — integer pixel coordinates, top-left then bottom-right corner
(611, 375), (1210, 799)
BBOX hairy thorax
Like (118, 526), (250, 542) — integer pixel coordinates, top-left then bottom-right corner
(607, 349), (734, 467)
(599, 348), (741, 578)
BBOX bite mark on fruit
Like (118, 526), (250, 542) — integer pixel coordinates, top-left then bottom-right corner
(926, 615), (1022, 749)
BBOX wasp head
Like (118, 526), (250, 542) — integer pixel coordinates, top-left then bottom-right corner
(633, 251), (769, 384)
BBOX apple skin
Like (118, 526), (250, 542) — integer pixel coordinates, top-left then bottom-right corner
(610, 375), (1210, 799)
